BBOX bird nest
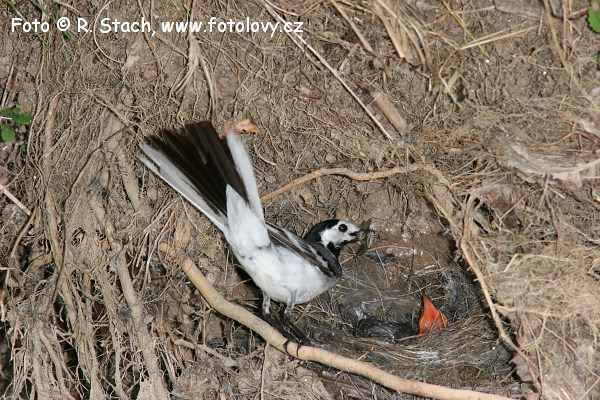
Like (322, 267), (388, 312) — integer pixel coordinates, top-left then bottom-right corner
(1, 0), (599, 399)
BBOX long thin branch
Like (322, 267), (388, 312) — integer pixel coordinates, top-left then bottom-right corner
(260, 163), (448, 203)
(173, 247), (511, 400)
(115, 245), (170, 400)
(460, 193), (539, 389)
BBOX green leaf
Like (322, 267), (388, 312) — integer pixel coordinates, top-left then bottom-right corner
(1, 124), (16, 142)
(12, 106), (21, 115)
(1, 108), (15, 118)
(12, 115), (26, 124)
(589, 2), (600, 33)
(13, 112), (32, 125)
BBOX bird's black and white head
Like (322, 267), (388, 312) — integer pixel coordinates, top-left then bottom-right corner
(305, 219), (364, 256)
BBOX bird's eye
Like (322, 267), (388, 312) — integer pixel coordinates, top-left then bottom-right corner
(338, 224), (348, 232)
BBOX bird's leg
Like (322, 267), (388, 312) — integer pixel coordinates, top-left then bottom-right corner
(261, 294), (272, 317)
(262, 294), (290, 338)
(261, 292), (289, 338)
(260, 292), (310, 349)
(280, 297), (310, 347)
(262, 293), (284, 331)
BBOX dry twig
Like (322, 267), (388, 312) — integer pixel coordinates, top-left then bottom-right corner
(460, 192), (540, 388)
(261, 163), (448, 203)
(115, 244), (170, 400)
(0, 182), (31, 216)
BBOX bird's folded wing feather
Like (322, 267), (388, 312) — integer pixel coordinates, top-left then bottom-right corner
(266, 223), (340, 278)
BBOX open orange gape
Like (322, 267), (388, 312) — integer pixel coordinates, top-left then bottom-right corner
(418, 294), (448, 335)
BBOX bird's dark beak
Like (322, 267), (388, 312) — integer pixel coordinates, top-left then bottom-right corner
(355, 219), (379, 253)
(356, 218), (378, 238)
(354, 227), (378, 241)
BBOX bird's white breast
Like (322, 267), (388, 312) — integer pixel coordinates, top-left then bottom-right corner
(234, 244), (340, 305)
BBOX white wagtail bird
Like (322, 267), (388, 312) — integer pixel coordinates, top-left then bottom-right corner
(140, 122), (367, 339)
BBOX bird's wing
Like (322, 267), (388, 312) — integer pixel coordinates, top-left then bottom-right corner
(266, 223), (341, 278)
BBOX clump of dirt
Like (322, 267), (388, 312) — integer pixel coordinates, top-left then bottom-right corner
(1, 0), (599, 399)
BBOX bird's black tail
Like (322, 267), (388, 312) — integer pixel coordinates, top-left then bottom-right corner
(140, 122), (257, 231)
